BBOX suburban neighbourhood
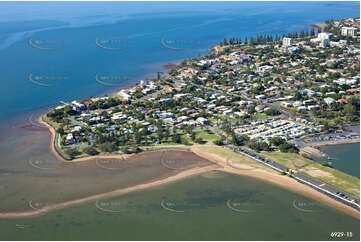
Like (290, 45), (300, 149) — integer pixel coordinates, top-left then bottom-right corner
(46, 17), (360, 159)
(43, 18), (360, 210)
(2, 2), (361, 240)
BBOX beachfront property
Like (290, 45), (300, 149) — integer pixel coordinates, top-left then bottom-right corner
(36, 17), (361, 219)
(341, 26), (358, 37)
(44, 17), (359, 159)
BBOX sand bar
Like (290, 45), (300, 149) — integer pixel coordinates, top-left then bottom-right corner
(0, 164), (219, 219)
(37, 114), (359, 219)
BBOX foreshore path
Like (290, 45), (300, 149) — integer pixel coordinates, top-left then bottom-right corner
(225, 145), (360, 211)
(36, 114), (359, 219)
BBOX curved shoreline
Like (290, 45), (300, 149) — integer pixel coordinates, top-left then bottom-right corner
(38, 115), (136, 162)
(38, 115), (190, 162)
(38, 115), (66, 161)
(37, 114), (359, 219)
(0, 164), (219, 219)
(300, 140), (360, 158)
(191, 147), (360, 219)
(0, 163), (358, 219)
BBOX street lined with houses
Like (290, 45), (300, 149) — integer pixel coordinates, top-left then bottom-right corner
(43, 17), (360, 214)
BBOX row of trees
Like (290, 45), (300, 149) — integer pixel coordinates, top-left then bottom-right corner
(219, 28), (319, 46)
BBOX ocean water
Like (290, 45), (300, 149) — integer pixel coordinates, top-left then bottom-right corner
(0, 1), (360, 123)
(0, 3), (360, 238)
(0, 171), (359, 240)
(318, 143), (360, 178)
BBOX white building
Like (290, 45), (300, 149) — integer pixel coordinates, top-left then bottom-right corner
(118, 91), (131, 101)
(140, 79), (150, 86)
(257, 65), (273, 72)
(196, 117), (209, 125)
(282, 37), (293, 47)
(341, 27), (357, 37)
(71, 100), (85, 110)
(324, 97), (336, 105)
(307, 105), (320, 111)
(65, 133), (75, 144)
(311, 32), (333, 43)
(255, 94), (266, 100)
(297, 106), (307, 111)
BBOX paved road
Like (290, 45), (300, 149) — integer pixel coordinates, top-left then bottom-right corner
(216, 133), (360, 211)
(184, 79), (307, 122)
(294, 125), (360, 148)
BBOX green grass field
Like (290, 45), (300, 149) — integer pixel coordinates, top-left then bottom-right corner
(195, 130), (219, 141)
(260, 151), (360, 197)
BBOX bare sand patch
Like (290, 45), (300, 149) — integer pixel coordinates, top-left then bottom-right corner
(37, 115), (359, 219)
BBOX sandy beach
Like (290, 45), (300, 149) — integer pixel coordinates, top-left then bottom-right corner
(191, 147), (360, 219)
(37, 114), (359, 220)
(38, 115), (66, 161)
(38, 115), (135, 162)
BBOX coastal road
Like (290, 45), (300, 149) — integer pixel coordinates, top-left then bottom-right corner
(221, 143), (360, 211)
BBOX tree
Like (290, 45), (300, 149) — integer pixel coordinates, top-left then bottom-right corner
(64, 105), (77, 115)
(213, 138), (223, 146)
(264, 108), (280, 116)
(292, 92), (301, 101)
(247, 139), (270, 152)
(157, 128), (164, 142)
(83, 146), (99, 156)
(259, 142), (271, 151)
(191, 132), (197, 142)
(56, 127), (65, 135)
(65, 148), (81, 159)
(181, 137), (190, 145)
(300, 30), (305, 38)
(195, 137), (204, 144)
(271, 137), (286, 146)
(134, 131), (142, 144)
(121, 146), (131, 154)
(279, 143), (298, 153)
(343, 103), (356, 116)
(172, 134), (182, 144)
(310, 28), (315, 36)
(231, 133), (247, 146)
(98, 142), (117, 153)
